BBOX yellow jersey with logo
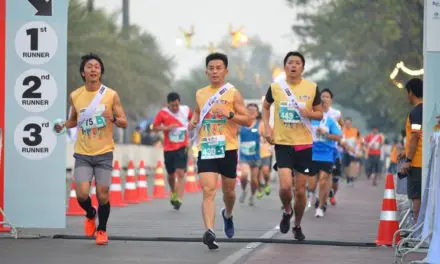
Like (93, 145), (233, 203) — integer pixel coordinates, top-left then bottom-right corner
(71, 85), (116, 156)
(269, 79), (318, 145)
(196, 85), (239, 151)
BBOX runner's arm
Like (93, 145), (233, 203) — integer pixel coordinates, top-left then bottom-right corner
(188, 104), (200, 130)
(232, 91), (252, 127)
(307, 87), (323, 120)
(308, 104), (324, 120)
(152, 113), (179, 132)
(338, 115), (345, 128)
(406, 109), (422, 161)
(406, 132), (420, 161)
(327, 119), (342, 142)
(112, 92), (128, 128)
(262, 86), (273, 132)
(64, 95), (77, 128)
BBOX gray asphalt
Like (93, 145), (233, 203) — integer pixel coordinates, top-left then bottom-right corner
(0, 172), (397, 264)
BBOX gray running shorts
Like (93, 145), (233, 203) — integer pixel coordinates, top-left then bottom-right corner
(260, 156), (272, 168)
(73, 152), (113, 187)
(240, 159), (261, 168)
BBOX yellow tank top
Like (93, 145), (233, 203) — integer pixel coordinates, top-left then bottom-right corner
(271, 79), (318, 145)
(71, 85), (116, 156)
(196, 85), (239, 151)
(259, 122), (272, 158)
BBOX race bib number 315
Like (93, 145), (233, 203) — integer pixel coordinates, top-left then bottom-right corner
(201, 135), (226, 160)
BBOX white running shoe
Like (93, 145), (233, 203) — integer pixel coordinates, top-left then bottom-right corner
(306, 200), (312, 212)
(315, 208), (324, 218)
(249, 195), (255, 206)
(239, 190), (247, 204)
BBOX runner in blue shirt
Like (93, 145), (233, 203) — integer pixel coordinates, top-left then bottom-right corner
(308, 90), (342, 218)
(238, 103), (261, 206)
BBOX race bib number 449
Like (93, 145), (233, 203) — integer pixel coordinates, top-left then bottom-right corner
(201, 135), (226, 160)
(279, 101), (301, 124)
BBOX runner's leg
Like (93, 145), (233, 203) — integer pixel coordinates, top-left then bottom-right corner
(318, 170), (330, 209)
(239, 163), (250, 203)
(175, 168), (186, 202)
(74, 155), (96, 237)
(222, 175), (236, 219)
(294, 173), (307, 226)
(200, 172), (218, 230)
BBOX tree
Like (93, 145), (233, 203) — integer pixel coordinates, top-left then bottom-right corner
(68, 0), (173, 121)
(285, 0), (423, 132)
(175, 35), (277, 108)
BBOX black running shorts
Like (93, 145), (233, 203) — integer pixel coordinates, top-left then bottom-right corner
(274, 145), (315, 176)
(197, 150), (238, 178)
(313, 161), (334, 174)
(164, 147), (188, 175)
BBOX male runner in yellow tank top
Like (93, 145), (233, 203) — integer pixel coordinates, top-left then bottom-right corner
(262, 51), (323, 241)
(54, 53), (127, 245)
(188, 53), (253, 250)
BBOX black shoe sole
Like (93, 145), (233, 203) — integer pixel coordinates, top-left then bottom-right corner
(204, 241), (219, 250)
(203, 234), (219, 250)
(293, 228), (306, 241)
(173, 202), (182, 211)
(295, 234), (306, 241)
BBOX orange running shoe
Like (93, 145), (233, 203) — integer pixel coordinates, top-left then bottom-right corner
(330, 197), (336, 206)
(96, 230), (108, 245)
(84, 216), (96, 237)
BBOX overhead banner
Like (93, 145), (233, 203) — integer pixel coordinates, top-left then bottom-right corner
(4, 0), (67, 228)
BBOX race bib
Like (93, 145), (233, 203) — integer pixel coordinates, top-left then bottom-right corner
(79, 104), (107, 133)
(279, 101), (301, 124)
(201, 135), (226, 160)
(169, 127), (186, 143)
(314, 124), (329, 142)
(240, 141), (257, 156)
(372, 141), (380, 149)
(80, 114), (106, 131)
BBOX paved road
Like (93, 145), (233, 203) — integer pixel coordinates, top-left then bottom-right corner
(0, 172), (397, 264)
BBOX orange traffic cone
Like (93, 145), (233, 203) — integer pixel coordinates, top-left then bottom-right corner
(124, 160), (139, 204)
(137, 160), (151, 202)
(185, 159), (198, 193)
(90, 180), (98, 208)
(376, 173), (400, 246)
(153, 161), (168, 199)
(66, 179), (85, 216)
(109, 160), (127, 207)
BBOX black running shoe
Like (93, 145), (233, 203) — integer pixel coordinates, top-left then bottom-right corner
(203, 230), (219, 250)
(279, 211), (293, 234)
(292, 226), (306, 241)
(173, 200), (182, 211)
(329, 189), (334, 198)
(322, 203), (328, 212)
(314, 199), (319, 209)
